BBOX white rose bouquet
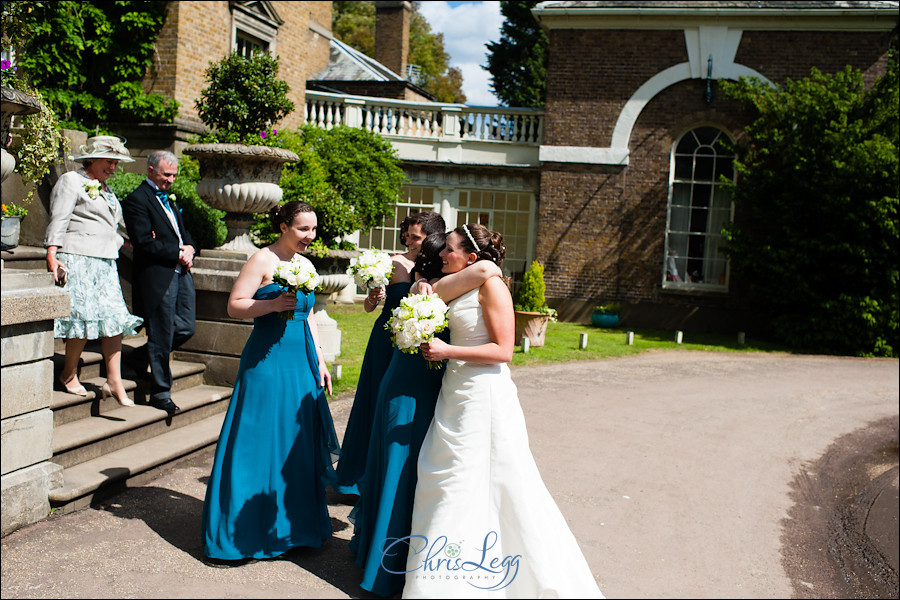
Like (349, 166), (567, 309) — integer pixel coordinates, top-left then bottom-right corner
(84, 179), (101, 199)
(347, 249), (394, 289)
(385, 293), (449, 369)
(272, 256), (321, 320)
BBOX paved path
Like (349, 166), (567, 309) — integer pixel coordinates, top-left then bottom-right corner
(1, 351), (897, 598)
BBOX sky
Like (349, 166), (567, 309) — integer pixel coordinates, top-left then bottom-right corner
(417, 1), (505, 106)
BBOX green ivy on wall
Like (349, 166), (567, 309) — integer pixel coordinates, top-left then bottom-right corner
(6, 0), (178, 130)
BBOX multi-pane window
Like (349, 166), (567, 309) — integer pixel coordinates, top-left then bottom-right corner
(358, 186), (438, 253)
(455, 190), (532, 276)
(236, 32), (268, 58)
(664, 126), (734, 290)
(358, 187), (534, 276)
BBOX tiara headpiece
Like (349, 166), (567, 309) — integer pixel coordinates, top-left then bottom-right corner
(462, 224), (481, 251)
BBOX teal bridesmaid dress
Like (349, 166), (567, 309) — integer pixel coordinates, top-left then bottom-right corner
(348, 329), (448, 597)
(202, 283), (340, 560)
(333, 281), (411, 495)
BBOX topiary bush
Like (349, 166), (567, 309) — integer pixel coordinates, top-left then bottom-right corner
(515, 260), (546, 312)
(195, 51), (294, 144)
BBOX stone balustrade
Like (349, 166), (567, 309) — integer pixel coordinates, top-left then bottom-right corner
(304, 90), (545, 147)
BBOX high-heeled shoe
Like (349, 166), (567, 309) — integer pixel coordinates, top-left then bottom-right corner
(102, 382), (134, 407)
(59, 375), (88, 397)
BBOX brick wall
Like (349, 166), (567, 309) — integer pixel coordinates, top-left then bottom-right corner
(145, 1), (332, 135)
(375, 1), (411, 78)
(539, 26), (892, 329)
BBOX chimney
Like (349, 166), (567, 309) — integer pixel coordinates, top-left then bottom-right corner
(375, 1), (411, 78)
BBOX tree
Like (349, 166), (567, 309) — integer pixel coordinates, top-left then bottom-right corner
(485, 0), (548, 108)
(332, 1), (465, 103)
(5, 0), (178, 130)
(720, 45), (899, 357)
(254, 124), (406, 250)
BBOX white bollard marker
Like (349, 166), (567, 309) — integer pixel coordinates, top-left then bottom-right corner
(626, 331), (634, 345)
(675, 330), (683, 344)
(737, 331), (746, 345)
(579, 333), (588, 349)
(330, 363), (342, 380)
(522, 336), (530, 353)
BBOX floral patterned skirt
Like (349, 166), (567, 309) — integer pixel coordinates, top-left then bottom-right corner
(54, 252), (143, 340)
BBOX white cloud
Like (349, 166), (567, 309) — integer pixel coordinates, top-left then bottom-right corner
(417, 1), (504, 106)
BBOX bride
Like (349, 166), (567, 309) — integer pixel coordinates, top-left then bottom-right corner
(402, 224), (604, 598)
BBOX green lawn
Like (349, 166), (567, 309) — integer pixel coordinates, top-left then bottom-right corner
(325, 302), (790, 397)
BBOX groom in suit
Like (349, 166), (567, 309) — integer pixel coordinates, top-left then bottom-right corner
(122, 150), (196, 414)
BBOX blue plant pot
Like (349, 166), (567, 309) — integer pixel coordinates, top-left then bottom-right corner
(591, 312), (619, 328)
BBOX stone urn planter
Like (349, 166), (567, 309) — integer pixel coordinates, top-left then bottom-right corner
(182, 143), (299, 256)
(514, 310), (551, 347)
(1, 86), (42, 183)
(314, 273), (353, 362)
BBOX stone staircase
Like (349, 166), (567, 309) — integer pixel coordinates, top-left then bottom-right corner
(48, 335), (232, 514)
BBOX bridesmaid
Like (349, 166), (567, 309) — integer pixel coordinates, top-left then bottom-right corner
(333, 211), (445, 495)
(349, 232), (501, 597)
(201, 201), (339, 562)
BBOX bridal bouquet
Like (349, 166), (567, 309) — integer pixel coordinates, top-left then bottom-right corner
(385, 293), (449, 369)
(272, 256), (321, 320)
(347, 249), (394, 289)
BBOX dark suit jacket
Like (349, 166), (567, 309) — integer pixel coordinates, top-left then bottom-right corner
(122, 180), (195, 319)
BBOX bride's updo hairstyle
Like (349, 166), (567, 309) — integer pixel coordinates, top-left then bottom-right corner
(270, 200), (315, 231)
(414, 232), (448, 280)
(455, 223), (505, 267)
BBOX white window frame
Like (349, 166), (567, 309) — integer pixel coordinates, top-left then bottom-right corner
(663, 125), (735, 291)
(230, 1), (282, 56)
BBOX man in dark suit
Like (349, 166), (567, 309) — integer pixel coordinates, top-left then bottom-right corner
(122, 150), (196, 414)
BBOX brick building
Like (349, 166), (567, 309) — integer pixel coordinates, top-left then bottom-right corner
(531, 1), (897, 330)
(130, 0), (333, 153)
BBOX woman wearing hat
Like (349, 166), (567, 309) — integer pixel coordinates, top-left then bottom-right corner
(44, 135), (143, 406)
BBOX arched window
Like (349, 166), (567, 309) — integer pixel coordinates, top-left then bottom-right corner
(664, 126), (734, 290)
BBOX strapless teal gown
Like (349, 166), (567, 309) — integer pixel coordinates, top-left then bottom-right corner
(334, 281), (411, 495)
(348, 330), (448, 597)
(202, 283), (340, 560)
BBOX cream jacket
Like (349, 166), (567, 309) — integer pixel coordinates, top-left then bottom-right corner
(43, 169), (125, 259)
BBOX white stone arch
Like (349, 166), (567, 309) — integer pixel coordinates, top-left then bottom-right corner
(540, 26), (773, 166)
(611, 27), (771, 157)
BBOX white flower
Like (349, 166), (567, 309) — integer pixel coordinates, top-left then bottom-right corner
(84, 179), (101, 199)
(348, 249), (394, 289)
(168, 193), (177, 203)
(385, 292), (449, 356)
(273, 257), (321, 296)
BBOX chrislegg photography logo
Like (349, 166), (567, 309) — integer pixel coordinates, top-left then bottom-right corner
(383, 531), (521, 591)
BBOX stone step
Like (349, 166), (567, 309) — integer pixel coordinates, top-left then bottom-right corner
(51, 359), (207, 426)
(48, 412), (226, 514)
(51, 384), (232, 470)
(52, 335), (148, 384)
(0, 245), (46, 271)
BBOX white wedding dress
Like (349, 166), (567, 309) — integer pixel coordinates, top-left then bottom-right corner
(403, 288), (604, 599)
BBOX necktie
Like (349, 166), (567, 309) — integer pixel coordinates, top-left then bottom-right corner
(156, 190), (169, 207)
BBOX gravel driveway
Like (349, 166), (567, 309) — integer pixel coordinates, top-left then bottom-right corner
(1, 350), (897, 599)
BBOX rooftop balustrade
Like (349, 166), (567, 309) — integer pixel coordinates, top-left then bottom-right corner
(303, 91), (544, 167)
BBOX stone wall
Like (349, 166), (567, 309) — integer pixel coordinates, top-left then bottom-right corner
(0, 270), (70, 535)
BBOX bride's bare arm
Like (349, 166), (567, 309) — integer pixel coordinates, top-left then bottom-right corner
(420, 276), (514, 365)
(415, 261), (502, 299)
